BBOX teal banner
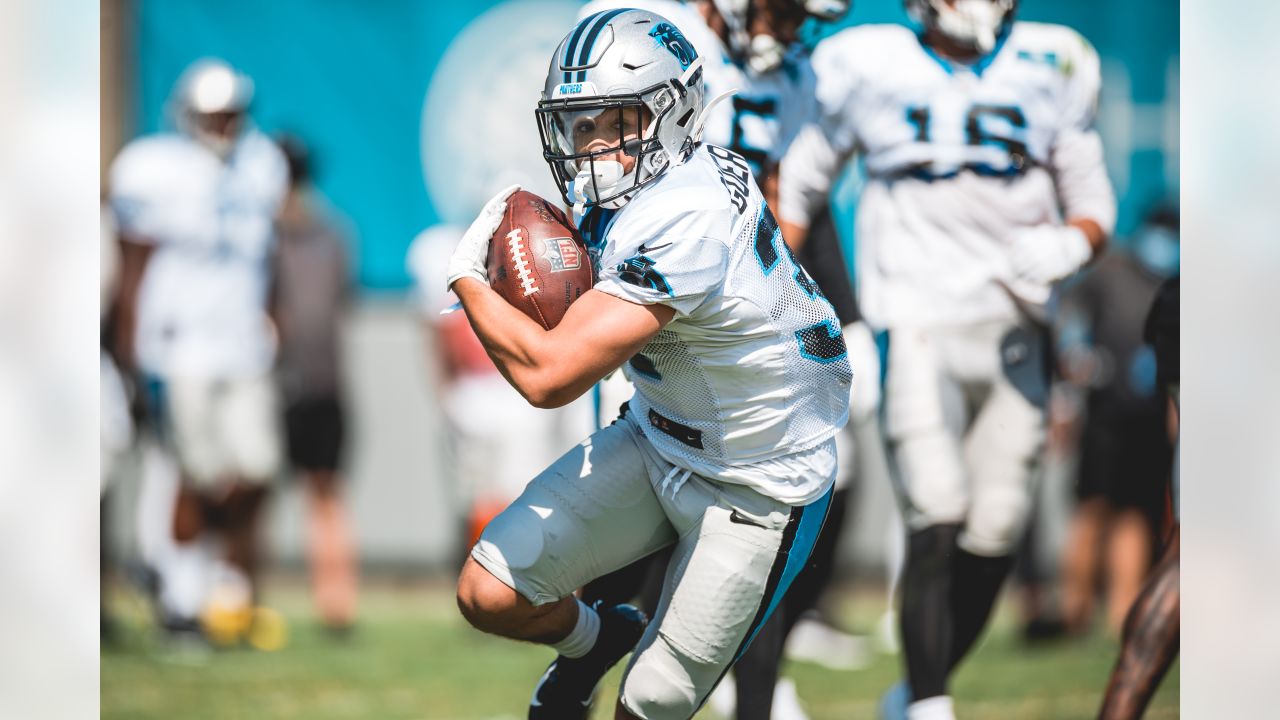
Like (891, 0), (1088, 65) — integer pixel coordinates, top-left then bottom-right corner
(133, 0), (1177, 290)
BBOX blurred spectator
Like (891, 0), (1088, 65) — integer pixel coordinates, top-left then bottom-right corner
(273, 134), (358, 632)
(108, 58), (288, 646)
(1056, 205), (1179, 635)
(1097, 275), (1179, 719)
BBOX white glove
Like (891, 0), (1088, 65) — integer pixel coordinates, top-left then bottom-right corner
(842, 321), (881, 423)
(1007, 224), (1093, 287)
(446, 184), (521, 290)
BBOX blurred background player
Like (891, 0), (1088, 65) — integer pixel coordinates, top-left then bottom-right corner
(109, 58), (289, 646)
(779, 1), (1116, 717)
(272, 134), (359, 633)
(1054, 204), (1178, 637)
(1097, 275), (1179, 720)
(101, 202), (134, 644)
(569, 1), (864, 718)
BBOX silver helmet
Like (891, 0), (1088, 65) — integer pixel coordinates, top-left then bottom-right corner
(710, 0), (852, 74)
(905, 0), (1017, 55)
(536, 8), (705, 210)
(172, 58), (255, 159)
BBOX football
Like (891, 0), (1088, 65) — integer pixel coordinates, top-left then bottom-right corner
(487, 190), (594, 330)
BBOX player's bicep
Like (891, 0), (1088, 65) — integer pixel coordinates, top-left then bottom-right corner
(542, 289), (674, 395)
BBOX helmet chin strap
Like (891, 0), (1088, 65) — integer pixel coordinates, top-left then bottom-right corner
(569, 159), (628, 218)
(195, 131), (237, 160)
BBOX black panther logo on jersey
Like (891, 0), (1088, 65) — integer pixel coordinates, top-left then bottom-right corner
(648, 22), (698, 70)
(616, 255), (673, 296)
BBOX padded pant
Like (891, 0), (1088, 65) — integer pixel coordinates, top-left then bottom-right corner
(471, 411), (832, 719)
(883, 320), (1047, 556)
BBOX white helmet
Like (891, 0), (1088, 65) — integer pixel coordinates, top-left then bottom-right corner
(710, 0), (852, 74)
(906, 0), (1016, 55)
(537, 9), (706, 211)
(172, 58), (254, 159)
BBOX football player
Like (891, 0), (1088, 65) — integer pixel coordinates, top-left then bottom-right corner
(110, 59), (288, 642)
(779, 2), (1115, 718)
(569, 4), (862, 717)
(576, 0), (848, 209)
(448, 9), (851, 719)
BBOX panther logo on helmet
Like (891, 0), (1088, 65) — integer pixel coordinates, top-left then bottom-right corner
(649, 22), (698, 70)
(537, 9), (707, 212)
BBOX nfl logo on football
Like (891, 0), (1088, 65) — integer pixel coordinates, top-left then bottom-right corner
(543, 237), (581, 272)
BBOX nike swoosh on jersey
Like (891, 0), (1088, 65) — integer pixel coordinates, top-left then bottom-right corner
(638, 242), (671, 254)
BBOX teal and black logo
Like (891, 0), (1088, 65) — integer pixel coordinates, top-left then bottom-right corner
(616, 255), (673, 296)
(649, 22), (697, 70)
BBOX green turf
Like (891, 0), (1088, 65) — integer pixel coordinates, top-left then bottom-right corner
(101, 580), (1177, 719)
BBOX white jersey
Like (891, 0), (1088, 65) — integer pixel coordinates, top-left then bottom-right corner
(110, 129), (288, 378)
(780, 22), (1116, 328)
(578, 0), (817, 174)
(583, 143), (852, 504)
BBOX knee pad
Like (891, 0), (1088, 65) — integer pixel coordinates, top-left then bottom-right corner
(959, 485), (1032, 556)
(620, 633), (713, 720)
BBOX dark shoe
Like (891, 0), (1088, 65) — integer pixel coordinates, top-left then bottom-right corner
(528, 603), (647, 720)
(1022, 616), (1068, 644)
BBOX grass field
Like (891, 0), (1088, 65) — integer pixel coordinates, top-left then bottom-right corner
(101, 578), (1178, 719)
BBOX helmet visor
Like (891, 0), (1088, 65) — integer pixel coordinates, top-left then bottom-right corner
(539, 99), (652, 172)
(536, 94), (664, 207)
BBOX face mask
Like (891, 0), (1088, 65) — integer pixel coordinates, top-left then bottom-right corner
(934, 0), (1005, 54)
(193, 129), (238, 160)
(1132, 226), (1180, 277)
(568, 159), (629, 216)
(747, 34), (787, 74)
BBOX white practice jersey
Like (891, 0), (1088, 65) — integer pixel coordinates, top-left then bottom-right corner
(582, 143), (852, 504)
(110, 129), (288, 378)
(780, 22), (1116, 328)
(578, 0), (817, 175)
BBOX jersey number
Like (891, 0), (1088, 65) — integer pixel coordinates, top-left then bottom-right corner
(730, 96), (777, 177)
(905, 104), (1029, 176)
(754, 204), (848, 364)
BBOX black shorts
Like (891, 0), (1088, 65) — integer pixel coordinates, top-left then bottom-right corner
(1076, 413), (1172, 518)
(284, 396), (346, 472)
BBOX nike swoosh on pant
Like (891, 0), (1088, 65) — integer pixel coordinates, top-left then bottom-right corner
(729, 509), (769, 529)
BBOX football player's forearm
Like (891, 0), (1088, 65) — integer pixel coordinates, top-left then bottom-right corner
(777, 123), (844, 239)
(1067, 217), (1108, 259)
(1054, 128), (1116, 250)
(761, 165), (781, 223)
(780, 219), (809, 254)
(452, 278), (561, 406)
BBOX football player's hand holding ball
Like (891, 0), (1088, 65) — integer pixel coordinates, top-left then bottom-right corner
(447, 184), (522, 290)
(1007, 223), (1092, 286)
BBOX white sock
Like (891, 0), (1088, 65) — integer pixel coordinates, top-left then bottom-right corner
(551, 599), (601, 659)
(160, 540), (213, 620)
(907, 696), (955, 720)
